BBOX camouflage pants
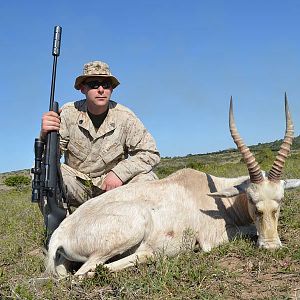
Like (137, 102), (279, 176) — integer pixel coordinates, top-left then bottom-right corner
(61, 164), (158, 207)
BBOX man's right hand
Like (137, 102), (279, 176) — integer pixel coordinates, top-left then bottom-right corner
(41, 111), (61, 139)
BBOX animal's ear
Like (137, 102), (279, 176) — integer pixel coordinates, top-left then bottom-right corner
(207, 185), (245, 198)
(284, 179), (300, 190)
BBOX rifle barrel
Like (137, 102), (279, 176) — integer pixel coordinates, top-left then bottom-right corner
(45, 26), (62, 185)
(49, 26), (62, 111)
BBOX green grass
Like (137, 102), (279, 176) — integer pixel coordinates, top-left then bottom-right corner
(0, 149), (300, 299)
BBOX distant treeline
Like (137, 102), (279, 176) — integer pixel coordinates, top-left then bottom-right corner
(155, 135), (300, 179)
(250, 135), (300, 151)
(165, 135), (300, 159)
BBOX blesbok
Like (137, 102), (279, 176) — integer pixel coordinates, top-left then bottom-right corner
(46, 97), (300, 278)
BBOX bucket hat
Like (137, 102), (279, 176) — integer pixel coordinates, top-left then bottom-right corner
(74, 61), (120, 90)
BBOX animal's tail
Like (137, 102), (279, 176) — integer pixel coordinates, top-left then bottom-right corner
(45, 231), (61, 276)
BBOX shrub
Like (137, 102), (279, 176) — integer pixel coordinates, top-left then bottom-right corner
(255, 148), (275, 164)
(239, 147), (275, 170)
(155, 166), (181, 179)
(186, 161), (204, 170)
(4, 175), (31, 188)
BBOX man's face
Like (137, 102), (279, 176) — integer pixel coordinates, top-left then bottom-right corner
(81, 77), (113, 111)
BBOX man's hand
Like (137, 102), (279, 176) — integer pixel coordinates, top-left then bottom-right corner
(101, 171), (123, 191)
(41, 110), (61, 139)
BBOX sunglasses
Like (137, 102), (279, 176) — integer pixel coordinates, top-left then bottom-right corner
(84, 80), (112, 90)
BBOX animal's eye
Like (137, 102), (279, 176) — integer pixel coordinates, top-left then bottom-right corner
(256, 209), (263, 217)
(248, 196), (254, 204)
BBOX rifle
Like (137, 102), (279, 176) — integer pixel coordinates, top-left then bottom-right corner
(31, 26), (69, 248)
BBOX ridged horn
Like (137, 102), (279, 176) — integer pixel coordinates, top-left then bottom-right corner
(268, 93), (294, 182)
(229, 97), (264, 184)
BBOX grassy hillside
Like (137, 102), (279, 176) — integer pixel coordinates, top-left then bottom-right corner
(250, 135), (300, 151)
(155, 139), (300, 179)
(0, 143), (300, 299)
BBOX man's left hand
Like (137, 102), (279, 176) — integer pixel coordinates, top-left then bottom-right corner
(101, 171), (123, 191)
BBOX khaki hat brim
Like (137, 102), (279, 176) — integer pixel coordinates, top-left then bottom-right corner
(74, 75), (120, 90)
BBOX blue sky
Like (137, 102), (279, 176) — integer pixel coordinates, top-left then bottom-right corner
(1, 0), (300, 172)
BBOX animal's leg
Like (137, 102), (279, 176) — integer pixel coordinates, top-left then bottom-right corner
(74, 249), (154, 278)
(105, 250), (154, 272)
(74, 204), (152, 278)
(74, 250), (154, 279)
(55, 253), (71, 278)
(73, 224), (148, 277)
(74, 253), (105, 277)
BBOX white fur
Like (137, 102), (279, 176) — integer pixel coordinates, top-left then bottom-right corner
(45, 168), (300, 277)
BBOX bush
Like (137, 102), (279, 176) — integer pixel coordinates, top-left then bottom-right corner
(239, 147), (275, 170)
(255, 148), (275, 164)
(186, 161), (204, 170)
(155, 166), (181, 179)
(4, 175), (31, 188)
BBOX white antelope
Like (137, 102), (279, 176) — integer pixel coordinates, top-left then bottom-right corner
(46, 96), (300, 278)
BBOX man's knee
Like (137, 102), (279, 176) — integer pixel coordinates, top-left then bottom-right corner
(60, 164), (92, 207)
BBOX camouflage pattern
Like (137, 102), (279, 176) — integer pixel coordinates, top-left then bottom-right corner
(59, 99), (160, 205)
(61, 163), (158, 207)
(74, 61), (120, 90)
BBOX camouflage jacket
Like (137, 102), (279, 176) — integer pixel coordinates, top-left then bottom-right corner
(59, 100), (160, 183)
